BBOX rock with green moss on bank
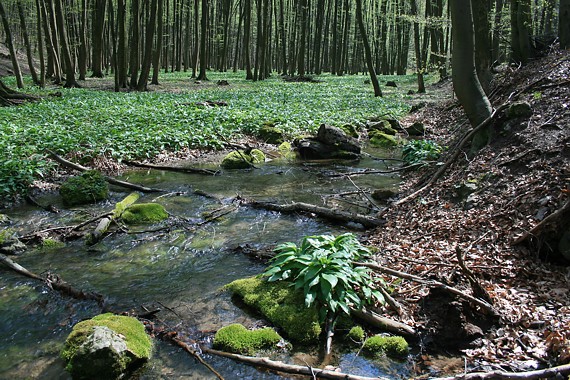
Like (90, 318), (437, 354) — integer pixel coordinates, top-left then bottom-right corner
(0, 228), (26, 255)
(213, 323), (283, 355)
(362, 335), (409, 358)
(347, 326), (365, 343)
(61, 313), (152, 380)
(369, 131), (402, 148)
(221, 149), (266, 169)
(258, 124), (285, 144)
(224, 277), (321, 343)
(59, 170), (109, 206)
(121, 203), (168, 225)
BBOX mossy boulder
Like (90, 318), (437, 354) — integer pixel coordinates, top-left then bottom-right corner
(61, 313), (152, 380)
(367, 120), (397, 135)
(405, 122), (425, 136)
(60, 170), (109, 206)
(277, 142), (297, 160)
(121, 203), (168, 225)
(363, 335), (409, 358)
(224, 277), (321, 343)
(258, 125), (285, 144)
(347, 326), (365, 343)
(369, 131), (400, 148)
(0, 228), (26, 255)
(506, 101), (533, 119)
(213, 324), (282, 355)
(221, 149), (266, 169)
(40, 238), (65, 251)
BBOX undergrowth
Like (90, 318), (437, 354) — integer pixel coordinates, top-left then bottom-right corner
(0, 71), (421, 200)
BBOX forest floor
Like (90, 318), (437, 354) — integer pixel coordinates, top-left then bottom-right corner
(363, 49), (569, 375)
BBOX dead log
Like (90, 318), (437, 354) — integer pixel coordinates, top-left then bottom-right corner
(47, 150), (163, 193)
(201, 347), (389, 380)
(351, 307), (416, 337)
(248, 200), (384, 228)
(123, 161), (219, 176)
(0, 253), (104, 306)
(355, 261), (499, 317)
(87, 192), (140, 245)
(435, 362), (570, 380)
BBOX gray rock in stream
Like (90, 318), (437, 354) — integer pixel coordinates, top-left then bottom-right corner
(0, 230), (26, 255)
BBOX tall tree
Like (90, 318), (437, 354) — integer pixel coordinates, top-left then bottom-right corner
(137, 0), (159, 90)
(297, 0), (308, 76)
(54, 0), (79, 87)
(152, 0), (165, 84)
(35, 0), (46, 87)
(472, 0), (492, 92)
(410, 0), (425, 93)
(243, 0), (253, 79)
(450, 0), (492, 152)
(17, 1), (40, 85)
(128, 0), (140, 88)
(560, 0), (570, 48)
(0, 0), (24, 88)
(510, 0), (533, 64)
(355, 0), (381, 96)
(197, 0), (209, 80)
(92, 0), (107, 77)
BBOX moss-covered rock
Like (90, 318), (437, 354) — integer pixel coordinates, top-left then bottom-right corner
(258, 125), (285, 144)
(0, 228), (26, 255)
(369, 131), (401, 148)
(224, 277), (321, 343)
(40, 238), (65, 251)
(60, 170), (109, 206)
(61, 313), (152, 380)
(213, 323), (282, 355)
(277, 142), (297, 160)
(363, 335), (409, 358)
(367, 120), (397, 135)
(121, 203), (168, 225)
(506, 101), (533, 119)
(250, 149), (266, 164)
(221, 151), (254, 169)
(347, 326), (365, 343)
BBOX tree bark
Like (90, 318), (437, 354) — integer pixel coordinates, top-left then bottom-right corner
(411, 0), (425, 93)
(17, 1), (40, 85)
(0, 0), (24, 88)
(560, 0), (570, 49)
(355, 0), (381, 97)
(450, 0), (492, 151)
(53, 0), (79, 87)
(136, 0), (159, 90)
(35, 0), (46, 87)
(91, 0), (107, 77)
(197, 0), (209, 80)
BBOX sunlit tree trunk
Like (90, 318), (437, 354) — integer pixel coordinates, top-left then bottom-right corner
(411, 0), (425, 93)
(0, 0), (24, 88)
(472, 0), (491, 93)
(152, 0), (164, 84)
(355, 0), (381, 96)
(197, 0), (209, 80)
(17, 1), (40, 85)
(137, 0), (158, 90)
(54, 0), (79, 87)
(35, 0), (46, 87)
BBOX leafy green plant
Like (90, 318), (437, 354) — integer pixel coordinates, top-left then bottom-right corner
(262, 233), (384, 354)
(401, 139), (443, 165)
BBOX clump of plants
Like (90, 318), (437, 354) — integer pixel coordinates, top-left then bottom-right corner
(213, 324), (283, 355)
(401, 139), (443, 165)
(347, 326), (365, 343)
(262, 233), (385, 354)
(363, 335), (409, 358)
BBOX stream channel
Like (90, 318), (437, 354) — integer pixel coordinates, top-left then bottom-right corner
(0, 151), (412, 379)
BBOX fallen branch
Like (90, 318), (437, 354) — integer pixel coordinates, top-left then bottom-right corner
(247, 200), (384, 228)
(435, 362), (570, 380)
(513, 199), (570, 245)
(47, 150), (163, 193)
(351, 307), (416, 337)
(354, 261), (499, 317)
(327, 163), (421, 178)
(124, 160), (219, 176)
(393, 103), (509, 207)
(201, 347), (389, 380)
(87, 193), (140, 245)
(0, 253), (104, 306)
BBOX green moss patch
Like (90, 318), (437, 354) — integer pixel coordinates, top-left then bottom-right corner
(121, 203), (168, 225)
(258, 125), (285, 144)
(363, 335), (409, 358)
(224, 277), (321, 343)
(59, 170), (109, 206)
(213, 323), (282, 355)
(369, 131), (401, 148)
(347, 326), (365, 342)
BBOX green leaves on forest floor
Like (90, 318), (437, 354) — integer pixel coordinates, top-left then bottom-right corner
(0, 71), (423, 200)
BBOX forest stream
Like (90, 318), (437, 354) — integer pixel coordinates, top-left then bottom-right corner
(0, 151), (410, 379)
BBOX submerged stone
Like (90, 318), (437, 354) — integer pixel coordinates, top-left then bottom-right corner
(213, 323), (282, 355)
(61, 313), (152, 380)
(224, 277), (321, 343)
(121, 203), (168, 225)
(363, 335), (409, 358)
(59, 170), (109, 206)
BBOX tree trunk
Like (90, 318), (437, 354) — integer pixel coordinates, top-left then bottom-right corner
(491, 0), (504, 65)
(128, 0), (140, 88)
(560, 0), (570, 48)
(35, 0), (46, 87)
(243, 0), (253, 79)
(17, 2), (40, 85)
(297, 0), (308, 76)
(197, 0), (209, 80)
(471, 0), (491, 93)
(151, 0), (164, 84)
(411, 0), (425, 93)
(54, 0), (79, 87)
(355, 0), (381, 97)
(91, 0), (107, 77)
(510, 0), (533, 64)
(77, 0), (88, 80)
(136, 0), (158, 90)
(450, 0), (492, 152)
(0, 0), (24, 88)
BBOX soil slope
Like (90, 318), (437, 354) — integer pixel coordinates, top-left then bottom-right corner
(365, 50), (569, 374)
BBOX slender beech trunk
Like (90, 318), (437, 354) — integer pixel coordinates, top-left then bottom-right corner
(197, 0), (209, 80)
(152, 0), (164, 84)
(54, 0), (79, 87)
(17, 2), (40, 85)
(355, 0), (381, 96)
(129, 0), (140, 88)
(92, 0), (107, 77)
(411, 0), (425, 93)
(35, 0), (46, 87)
(472, 0), (491, 93)
(137, 0), (158, 90)
(77, 0), (87, 80)
(243, 0), (253, 79)
(0, 0), (24, 88)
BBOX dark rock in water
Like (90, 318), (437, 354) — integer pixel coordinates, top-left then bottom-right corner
(386, 80), (398, 87)
(371, 189), (397, 201)
(405, 122), (425, 136)
(506, 101), (533, 119)
(317, 124), (361, 154)
(59, 170), (109, 206)
(0, 229), (26, 255)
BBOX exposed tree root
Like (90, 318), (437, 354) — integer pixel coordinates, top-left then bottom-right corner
(435, 362), (570, 380)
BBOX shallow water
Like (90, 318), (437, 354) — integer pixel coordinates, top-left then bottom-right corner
(0, 154), (410, 379)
